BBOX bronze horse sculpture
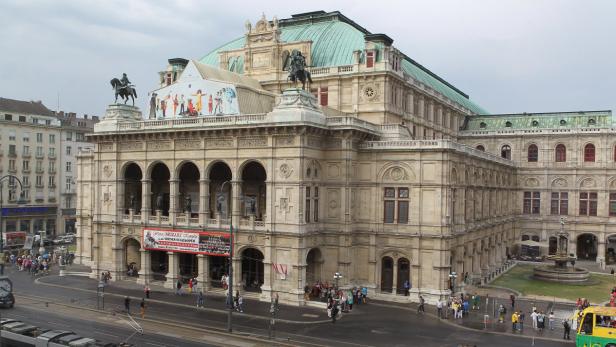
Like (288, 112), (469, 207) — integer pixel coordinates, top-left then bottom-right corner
(286, 50), (313, 90)
(110, 78), (137, 105)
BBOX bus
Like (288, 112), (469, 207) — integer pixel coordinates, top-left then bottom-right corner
(577, 306), (616, 347)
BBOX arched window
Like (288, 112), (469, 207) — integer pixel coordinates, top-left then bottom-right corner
(555, 144), (566, 162)
(501, 145), (511, 159)
(505, 121), (512, 128)
(527, 144), (538, 162)
(531, 235), (540, 242)
(476, 145), (485, 152)
(521, 235), (530, 241)
(584, 144), (595, 162)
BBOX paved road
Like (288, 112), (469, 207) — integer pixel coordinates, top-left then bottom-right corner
(5, 267), (575, 346)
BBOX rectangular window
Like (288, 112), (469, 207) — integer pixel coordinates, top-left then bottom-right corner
(22, 176), (29, 186)
(5, 114), (12, 121)
(579, 192), (598, 216)
(19, 115), (25, 122)
(23, 132), (30, 142)
(23, 145), (29, 155)
(49, 148), (55, 157)
(610, 193), (616, 217)
(36, 133), (43, 143)
(66, 177), (72, 191)
(36, 146), (43, 156)
(9, 160), (15, 171)
(550, 192), (568, 215)
(49, 134), (55, 143)
(384, 187), (410, 224)
(319, 87), (328, 106)
(65, 196), (72, 209)
(22, 160), (29, 170)
(76, 133), (85, 141)
(366, 51), (374, 68)
(523, 191), (540, 214)
(305, 187), (311, 223)
(66, 146), (72, 155)
(48, 175), (55, 187)
(9, 144), (16, 155)
(49, 161), (55, 172)
(66, 132), (72, 141)
(66, 162), (72, 172)
(36, 175), (42, 186)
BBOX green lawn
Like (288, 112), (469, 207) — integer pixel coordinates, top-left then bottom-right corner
(491, 264), (614, 303)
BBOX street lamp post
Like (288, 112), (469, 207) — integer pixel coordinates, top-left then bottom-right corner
(0, 175), (26, 275)
(333, 272), (342, 290)
(218, 180), (235, 333)
(448, 271), (457, 294)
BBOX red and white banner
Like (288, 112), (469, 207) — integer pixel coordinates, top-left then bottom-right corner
(142, 228), (231, 256)
(272, 263), (288, 280)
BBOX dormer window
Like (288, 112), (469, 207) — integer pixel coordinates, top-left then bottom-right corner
(505, 121), (512, 128)
(588, 118), (596, 126)
(366, 51), (375, 68)
(479, 122), (487, 129)
(560, 119), (567, 126)
(532, 120), (539, 127)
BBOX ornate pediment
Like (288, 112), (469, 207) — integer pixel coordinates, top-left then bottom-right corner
(245, 14), (280, 44)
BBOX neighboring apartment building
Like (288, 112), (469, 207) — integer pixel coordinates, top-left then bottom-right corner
(0, 97), (61, 237)
(55, 111), (98, 235)
(75, 11), (612, 305)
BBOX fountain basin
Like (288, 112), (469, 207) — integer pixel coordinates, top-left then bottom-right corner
(533, 265), (590, 283)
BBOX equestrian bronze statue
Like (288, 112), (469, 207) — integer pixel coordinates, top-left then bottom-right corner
(110, 73), (138, 105)
(286, 50), (313, 90)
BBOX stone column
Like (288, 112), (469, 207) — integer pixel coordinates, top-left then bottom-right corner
(136, 249), (152, 285)
(164, 252), (179, 289)
(232, 254), (242, 295)
(417, 96), (425, 120)
(598, 241), (606, 268)
(116, 178), (125, 220)
(141, 179), (151, 223)
(169, 179), (180, 224)
(231, 181), (241, 227)
(260, 229), (273, 301)
(199, 179), (209, 225)
(392, 260), (398, 295)
(197, 254), (210, 292)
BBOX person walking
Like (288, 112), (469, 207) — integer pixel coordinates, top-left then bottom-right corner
(510, 294), (515, 310)
(518, 312), (525, 331)
(549, 311), (555, 330)
(331, 301), (339, 324)
(531, 309), (538, 330)
(144, 284), (151, 299)
(347, 291), (354, 311)
(436, 299), (443, 319)
(417, 296), (425, 314)
(403, 280), (410, 296)
(140, 298), (146, 319)
(511, 311), (518, 331)
(563, 320), (571, 340)
(498, 304), (506, 323)
(188, 278), (193, 294)
(176, 279), (182, 295)
(124, 296), (131, 314)
(237, 294), (244, 313)
(197, 291), (205, 308)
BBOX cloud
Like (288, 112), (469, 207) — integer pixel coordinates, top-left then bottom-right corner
(0, 0), (614, 115)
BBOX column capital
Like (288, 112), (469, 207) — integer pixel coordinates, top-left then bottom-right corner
(141, 179), (152, 183)
(198, 178), (210, 184)
(169, 179), (180, 183)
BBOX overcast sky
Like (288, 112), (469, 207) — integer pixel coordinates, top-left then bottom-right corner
(1, 0), (614, 117)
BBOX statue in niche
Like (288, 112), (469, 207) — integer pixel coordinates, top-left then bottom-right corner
(185, 195), (192, 214)
(129, 194), (136, 211)
(156, 193), (164, 210)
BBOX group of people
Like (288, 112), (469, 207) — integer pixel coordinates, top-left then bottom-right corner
(11, 253), (51, 276)
(175, 277), (200, 295)
(305, 281), (368, 304)
(323, 287), (368, 323)
(435, 293), (482, 319)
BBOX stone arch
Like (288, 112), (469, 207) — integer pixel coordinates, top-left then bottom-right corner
(123, 162), (143, 213)
(583, 142), (596, 162)
(551, 177), (568, 188)
(474, 143), (486, 152)
(177, 161), (200, 216)
(240, 160), (267, 220)
(205, 159), (234, 180)
(149, 162), (171, 216)
(305, 248), (323, 284)
(524, 177), (540, 188)
(241, 247), (264, 292)
(175, 160), (204, 181)
(380, 256), (394, 293)
(306, 159), (322, 180)
(122, 236), (141, 277)
(208, 161), (233, 219)
(578, 177), (597, 189)
(451, 167), (458, 185)
(577, 233), (598, 260)
(120, 161), (145, 178)
(146, 160), (172, 179)
(377, 162), (415, 183)
(500, 143), (512, 159)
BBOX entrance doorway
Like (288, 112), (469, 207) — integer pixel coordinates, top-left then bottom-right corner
(150, 251), (168, 281)
(209, 256), (229, 288)
(241, 248), (264, 292)
(306, 248), (322, 284)
(577, 234), (598, 260)
(381, 257), (393, 293)
(124, 238), (141, 277)
(549, 237), (557, 255)
(179, 253), (197, 282)
(396, 258), (410, 295)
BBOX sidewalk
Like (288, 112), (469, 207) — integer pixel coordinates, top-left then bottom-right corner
(37, 272), (329, 324)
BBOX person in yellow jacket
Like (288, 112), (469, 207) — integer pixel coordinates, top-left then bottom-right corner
(511, 311), (519, 331)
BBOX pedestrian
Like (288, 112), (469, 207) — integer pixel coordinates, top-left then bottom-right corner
(234, 290), (240, 310)
(511, 311), (518, 331)
(537, 311), (545, 331)
(176, 279), (182, 295)
(531, 309), (538, 329)
(403, 280), (410, 296)
(144, 283), (151, 299)
(361, 287), (368, 304)
(563, 320), (571, 340)
(472, 294), (480, 310)
(549, 311), (555, 330)
(188, 278), (193, 294)
(197, 291), (204, 307)
(437, 299), (443, 319)
(519, 312), (525, 331)
(510, 294), (515, 310)
(347, 291), (354, 311)
(417, 295), (425, 314)
(124, 296), (131, 314)
(331, 301), (339, 324)
(498, 304), (506, 323)
(140, 298), (146, 318)
(237, 294), (244, 313)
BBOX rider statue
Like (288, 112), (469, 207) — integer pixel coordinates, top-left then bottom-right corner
(288, 50), (307, 80)
(120, 73), (131, 89)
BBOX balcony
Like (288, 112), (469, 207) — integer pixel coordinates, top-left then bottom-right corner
(35, 153), (44, 159)
(48, 153), (56, 159)
(35, 168), (44, 174)
(8, 167), (17, 173)
(49, 168), (56, 174)
(22, 168), (30, 174)
(35, 183), (44, 188)
(8, 152), (17, 158)
(22, 152), (31, 158)
(49, 184), (56, 189)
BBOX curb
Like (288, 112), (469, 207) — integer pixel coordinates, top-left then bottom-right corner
(369, 301), (575, 344)
(14, 293), (300, 347)
(34, 276), (332, 324)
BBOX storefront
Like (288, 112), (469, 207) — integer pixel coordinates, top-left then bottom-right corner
(1, 206), (58, 237)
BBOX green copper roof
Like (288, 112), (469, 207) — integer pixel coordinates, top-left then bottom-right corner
(199, 11), (486, 114)
(464, 110), (613, 131)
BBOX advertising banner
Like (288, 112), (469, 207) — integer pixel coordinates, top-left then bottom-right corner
(3, 232), (26, 247)
(142, 228), (231, 256)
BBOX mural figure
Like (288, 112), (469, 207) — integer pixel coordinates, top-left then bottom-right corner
(110, 73), (138, 105)
(148, 93), (157, 119)
(173, 95), (178, 115)
(214, 91), (223, 114)
(161, 99), (167, 117)
(208, 95), (213, 114)
(221, 88), (238, 114)
(192, 90), (204, 115)
(179, 95), (185, 115)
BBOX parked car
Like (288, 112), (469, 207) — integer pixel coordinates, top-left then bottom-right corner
(0, 292), (15, 308)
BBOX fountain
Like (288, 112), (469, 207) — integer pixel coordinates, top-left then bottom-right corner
(533, 218), (590, 283)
